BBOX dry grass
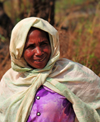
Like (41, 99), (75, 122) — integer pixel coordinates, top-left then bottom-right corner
(0, 1), (100, 80)
(57, 3), (100, 76)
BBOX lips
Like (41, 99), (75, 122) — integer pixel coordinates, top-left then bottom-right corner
(34, 56), (46, 62)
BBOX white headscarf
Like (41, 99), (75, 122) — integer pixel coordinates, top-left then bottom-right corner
(0, 17), (100, 122)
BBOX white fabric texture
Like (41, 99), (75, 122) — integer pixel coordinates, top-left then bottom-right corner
(0, 17), (100, 122)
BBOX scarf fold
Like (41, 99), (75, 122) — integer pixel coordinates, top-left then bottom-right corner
(0, 17), (100, 122)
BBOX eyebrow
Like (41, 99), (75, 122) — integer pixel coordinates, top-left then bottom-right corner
(26, 40), (49, 47)
(40, 40), (49, 43)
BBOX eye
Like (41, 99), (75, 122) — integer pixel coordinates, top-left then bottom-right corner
(40, 41), (49, 46)
(27, 44), (35, 49)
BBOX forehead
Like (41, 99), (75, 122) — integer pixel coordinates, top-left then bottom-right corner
(26, 28), (50, 44)
(28, 28), (49, 38)
(25, 28), (50, 47)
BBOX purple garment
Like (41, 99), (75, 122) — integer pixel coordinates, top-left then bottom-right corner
(27, 86), (75, 122)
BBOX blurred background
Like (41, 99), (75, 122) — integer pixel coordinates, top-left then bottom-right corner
(0, 0), (100, 79)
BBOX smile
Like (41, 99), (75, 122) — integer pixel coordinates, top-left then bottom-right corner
(34, 56), (46, 62)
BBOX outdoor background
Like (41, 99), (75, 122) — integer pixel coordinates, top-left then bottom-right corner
(0, 0), (100, 79)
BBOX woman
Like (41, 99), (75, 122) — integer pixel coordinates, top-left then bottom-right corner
(0, 17), (100, 122)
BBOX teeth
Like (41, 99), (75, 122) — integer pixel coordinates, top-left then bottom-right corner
(35, 57), (45, 62)
(35, 58), (45, 62)
(35, 60), (41, 62)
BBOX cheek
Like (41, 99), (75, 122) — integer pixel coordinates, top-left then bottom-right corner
(48, 47), (51, 56)
(24, 50), (33, 59)
(44, 46), (51, 55)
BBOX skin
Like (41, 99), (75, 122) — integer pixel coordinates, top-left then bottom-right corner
(23, 28), (51, 69)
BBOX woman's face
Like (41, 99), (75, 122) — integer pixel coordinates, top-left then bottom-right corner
(23, 29), (51, 69)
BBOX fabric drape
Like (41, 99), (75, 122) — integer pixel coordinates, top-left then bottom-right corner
(0, 17), (100, 122)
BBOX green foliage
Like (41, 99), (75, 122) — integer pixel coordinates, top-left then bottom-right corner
(0, 35), (6, 42)
(55, 0), (88, 13)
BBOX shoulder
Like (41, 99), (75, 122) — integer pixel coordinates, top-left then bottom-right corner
(0, 68), (19, 82)
(55, 58), (99, 78)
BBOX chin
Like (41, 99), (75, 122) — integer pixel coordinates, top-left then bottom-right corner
(29, 64), (46, 69)
(36, 65), (46, 69)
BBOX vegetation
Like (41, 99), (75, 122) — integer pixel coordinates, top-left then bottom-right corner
(56, 0), (100, 76)
(0, 0), (100, 79)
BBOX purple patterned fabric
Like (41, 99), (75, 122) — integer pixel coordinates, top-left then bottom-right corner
(27, 86), (75, 122)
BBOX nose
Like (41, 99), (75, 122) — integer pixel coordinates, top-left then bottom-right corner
(35, 46), (43, 56)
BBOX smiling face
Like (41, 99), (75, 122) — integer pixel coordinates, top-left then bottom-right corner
(23, 28), (51, 69)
